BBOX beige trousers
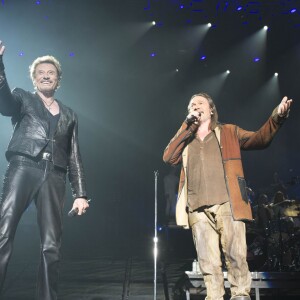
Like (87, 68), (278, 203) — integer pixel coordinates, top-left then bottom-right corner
(189, 202), (252, 300)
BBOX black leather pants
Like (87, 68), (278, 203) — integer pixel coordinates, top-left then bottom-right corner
(0, 155), (66, 300)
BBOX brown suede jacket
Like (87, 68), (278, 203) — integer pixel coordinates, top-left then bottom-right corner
(163, 107), (287, 228)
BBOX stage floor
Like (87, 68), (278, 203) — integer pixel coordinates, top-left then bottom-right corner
(2, 255), (300, 300)
(2, 255), (182, 300)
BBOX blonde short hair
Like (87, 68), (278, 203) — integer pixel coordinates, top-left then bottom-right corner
(29, 55), (62, 88)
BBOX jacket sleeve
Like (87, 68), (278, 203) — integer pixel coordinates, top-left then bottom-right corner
(163, 121), (197, 165)
(0, 56), (21, 116)
(238, 106), (287, 150)
(67, 113), (87, 200)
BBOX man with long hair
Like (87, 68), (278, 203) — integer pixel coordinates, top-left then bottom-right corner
(163, 92), (292, 300)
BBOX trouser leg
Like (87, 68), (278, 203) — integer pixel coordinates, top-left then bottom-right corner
(191, 210), (225, 300)
(35, 167), (65, 300)
(217, 202), (252, 298)
(0, 163), (42, 293)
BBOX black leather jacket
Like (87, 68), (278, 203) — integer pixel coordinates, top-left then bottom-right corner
(0, 59), (87, 199)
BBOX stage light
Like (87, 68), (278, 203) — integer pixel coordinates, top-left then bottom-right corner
(150, 52), (156, 57)
(237, 6), (243, 11)
(180, 5), (184, 9)
(200, 55), (206, 60)
(263, 26), (268, 30)
(226, 70), (230, 74)
(176, 68), (179, 72)
(254, 57), (260, 62)
(35, 0), (41, 4)
(274, 72), (278, 77)
(18, 51), (24, 56)
(207, 23), (212, 27)
(290, 8), (297, 13)
(152, 21), (156, 26)
(69, 52), (75, 57)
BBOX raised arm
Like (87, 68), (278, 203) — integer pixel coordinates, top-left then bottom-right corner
(0, 40), (6, 85)
(0, 40), (21, 116)
(238, 96), (293, 150)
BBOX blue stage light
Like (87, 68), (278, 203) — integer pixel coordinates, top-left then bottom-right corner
(200, 56), (206, 60)
(18, 51), (24, 57)
(290, 9), (296, 13)
(150, 52), (156, 57)
(254, 58), (260, 62)
(69, 52), (75, 57)
(35, 0), (41, 4)
(237, 6), (242, 11)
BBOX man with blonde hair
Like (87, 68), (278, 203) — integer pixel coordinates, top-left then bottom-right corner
(163, 92), (292, 300)
(0, 40), (89, 300)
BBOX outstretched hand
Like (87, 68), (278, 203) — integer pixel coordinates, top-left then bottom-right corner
(277, 96), (293, 117)
(0, 41), (5, 56)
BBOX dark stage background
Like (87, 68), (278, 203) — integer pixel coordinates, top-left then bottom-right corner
(0, 0), (299, 261)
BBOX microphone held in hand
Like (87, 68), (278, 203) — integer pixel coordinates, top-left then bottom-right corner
(186, 115), (198, 124)
(68, 207), (79, 217)
(68, 199), (91, 217)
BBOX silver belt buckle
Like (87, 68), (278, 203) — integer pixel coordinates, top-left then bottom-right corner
(42, 152), (51, 161)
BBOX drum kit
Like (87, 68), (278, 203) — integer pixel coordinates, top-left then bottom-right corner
(247, 199), (300, 272)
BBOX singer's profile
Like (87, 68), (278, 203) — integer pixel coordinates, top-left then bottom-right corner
(0, 40), (89, 300)
(163, 92), (292, 300)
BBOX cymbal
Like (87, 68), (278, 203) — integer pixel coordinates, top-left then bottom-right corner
(283, 204), (300, 217)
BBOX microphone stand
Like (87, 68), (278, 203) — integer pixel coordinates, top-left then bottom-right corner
(153, 170), (159, 300)
(277, 211), (283, 271)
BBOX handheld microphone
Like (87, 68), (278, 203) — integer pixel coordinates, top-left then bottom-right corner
(186, 112), (201, 124)
(186, 115), (198, 124)
(68, 199), (91, 217)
